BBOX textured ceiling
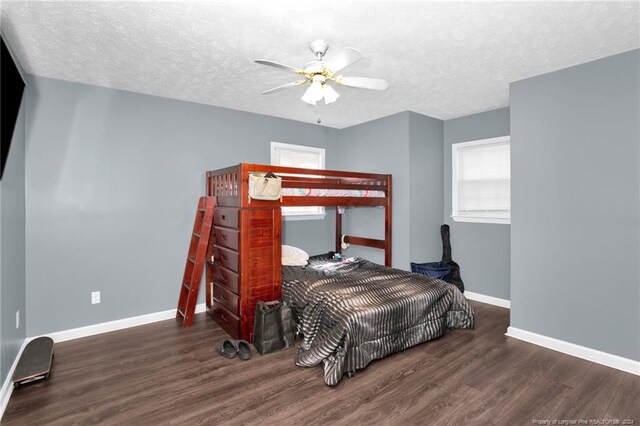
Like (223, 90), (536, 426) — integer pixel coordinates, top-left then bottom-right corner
(1, 1), (639, 128)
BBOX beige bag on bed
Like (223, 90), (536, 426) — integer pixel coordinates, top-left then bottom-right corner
(248, 172), (282, 202)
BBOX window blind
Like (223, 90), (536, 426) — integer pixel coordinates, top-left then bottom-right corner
(453, 138), (510, 223)
(271, 142), (326, 218)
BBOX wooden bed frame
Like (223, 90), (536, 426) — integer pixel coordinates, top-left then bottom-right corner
(204, 163), (392, 340)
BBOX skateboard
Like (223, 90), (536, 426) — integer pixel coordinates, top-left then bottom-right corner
(12, 336), (54, 389)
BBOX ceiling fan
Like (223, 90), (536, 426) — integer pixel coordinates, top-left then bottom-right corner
(255, 40), (389, 105)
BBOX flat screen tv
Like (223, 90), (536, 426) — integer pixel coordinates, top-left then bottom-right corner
(1, 35), (26, 180)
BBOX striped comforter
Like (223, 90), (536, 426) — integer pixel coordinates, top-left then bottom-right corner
(282, 256), (475, 386)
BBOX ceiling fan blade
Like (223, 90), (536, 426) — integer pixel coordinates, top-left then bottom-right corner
(326, 48), (363, 73)
(337, 76), (389, 91)
(262, 80), (307, 95)
(255, 60), (304, 74)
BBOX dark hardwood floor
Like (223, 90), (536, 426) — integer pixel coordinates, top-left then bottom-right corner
(3, 301), (638, 425)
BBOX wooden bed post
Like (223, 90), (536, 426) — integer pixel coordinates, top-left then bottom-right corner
(335, 206), (342, 254)
(385, 175), (392, 267)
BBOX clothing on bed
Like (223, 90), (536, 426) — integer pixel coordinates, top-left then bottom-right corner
(282, 255), (475, 386)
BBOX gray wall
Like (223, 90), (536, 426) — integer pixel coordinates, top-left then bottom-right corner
(443, 108), (511, 300)
(511, 49), (640, 361)
(338, 112), (444, 269)
(338, 113), (410, 267)
(409, 112), (444, 263)
(25, 76), (339, 336)
(0, 37), (27, 386)
(25, 84), (447, 336)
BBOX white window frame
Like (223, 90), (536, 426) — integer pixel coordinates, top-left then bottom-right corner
(452, 136), (510, 225)
(271, 142), (326, 221)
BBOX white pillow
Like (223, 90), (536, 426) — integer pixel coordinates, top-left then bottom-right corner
(282, 255), (309, 266)
(282, 245), (309, 260)
(282, 245), (309, 266)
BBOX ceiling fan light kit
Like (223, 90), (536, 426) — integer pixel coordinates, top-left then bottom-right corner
(301, 75), (340, 105)
(256, 40), (389, 106)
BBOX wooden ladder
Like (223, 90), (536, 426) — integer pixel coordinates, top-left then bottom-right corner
(177, 196), (216, 327)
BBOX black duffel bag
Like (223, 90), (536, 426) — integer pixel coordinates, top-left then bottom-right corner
(253, 300), (294, 355)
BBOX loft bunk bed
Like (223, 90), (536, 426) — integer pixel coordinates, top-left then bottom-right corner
(204, 163), (392, 341)
(204, 163), (474, 386)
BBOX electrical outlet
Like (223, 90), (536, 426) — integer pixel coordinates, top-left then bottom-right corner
(16, 310), (20, 329)
(91, 291), (101, 304)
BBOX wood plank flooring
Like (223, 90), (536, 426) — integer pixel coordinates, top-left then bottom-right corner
(3, 301), (638, 425)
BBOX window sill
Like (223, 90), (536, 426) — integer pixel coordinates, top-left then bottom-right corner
(451, 215), (510, 225)
(283, 214), (327, 221)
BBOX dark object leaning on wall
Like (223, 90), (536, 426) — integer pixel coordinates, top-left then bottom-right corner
(441, 224), (464, 293)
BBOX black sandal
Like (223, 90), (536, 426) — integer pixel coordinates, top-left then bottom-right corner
(235, 340), (252, 360)
(216, 339), (237, 359)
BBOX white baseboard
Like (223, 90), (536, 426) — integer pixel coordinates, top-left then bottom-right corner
(41, 303), (207, 343)
(506, 326), (640, 376)
(1, 303), (207, 420)
(464, 291), (511, 309)
(0, 339), (29, 421)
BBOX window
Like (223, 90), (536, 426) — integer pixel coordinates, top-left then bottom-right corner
(452, 136), (510, 224)
(271, 142), (326, 220)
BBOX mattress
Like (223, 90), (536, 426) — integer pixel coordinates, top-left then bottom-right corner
(282, 255), (475, 386)
(282, 188), (385, 197)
